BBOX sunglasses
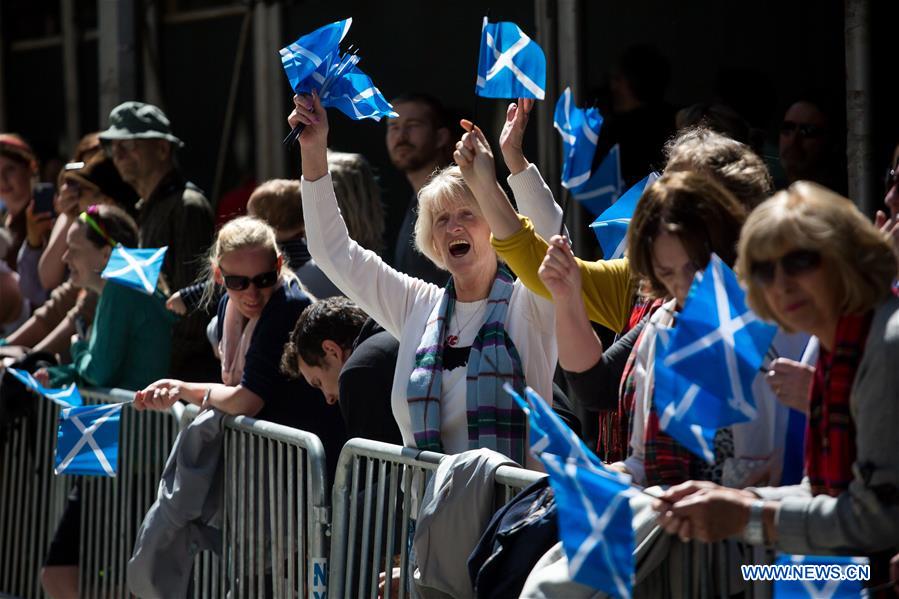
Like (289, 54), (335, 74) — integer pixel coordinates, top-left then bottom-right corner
(779, 121), (825, 139)
(749, 249), (822, 286)
(220, 269), (279, 291)
(102, 139), (139, 158)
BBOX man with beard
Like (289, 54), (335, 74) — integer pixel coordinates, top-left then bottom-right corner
(385, 93), (453, 285)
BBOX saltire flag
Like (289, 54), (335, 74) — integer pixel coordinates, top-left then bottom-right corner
(554, 87), (604, 191)
(772, 554), (868, 598)
(6, 367), (83, 408)
(571, 145), (624, 216)
(589, 172), (659, 259)
(503, 383), (636, 598)
(281, 19), (398, 122)
(475, 18), (546, 100)
(541, 453), (637, 599)
(102, 246), (167, 295)
(654, 255), (777, 459)
(55, 403), (124, 477)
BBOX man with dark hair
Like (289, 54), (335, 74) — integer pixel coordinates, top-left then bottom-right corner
(282, 297), (401, 444)
(98, 101), (217, 381)
(778, 98), (846, 193)
(384, 93), (453, 285)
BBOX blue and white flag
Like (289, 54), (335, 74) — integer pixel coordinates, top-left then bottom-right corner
(554, 87), (603, 191)
(55, 403), (123, 477)
(281, 19), (398, 122)
(659, 255), (777, 432)
(589, 171), (658, 259)
(503, 383), (604, 468)
(541, 453), (637, 599)
(6, 367), (83, 408)
(571, 145), (624, 216)
(772, 554), (868, 598)
(102, 246), (167, 295)
(475, 18), (546, 100)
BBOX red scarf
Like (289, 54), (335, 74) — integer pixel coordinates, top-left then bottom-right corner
(805, 311), (873, 497)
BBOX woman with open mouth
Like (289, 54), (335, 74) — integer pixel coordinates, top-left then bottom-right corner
(290, 91), (559, 469)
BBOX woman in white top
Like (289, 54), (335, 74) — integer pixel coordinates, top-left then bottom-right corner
(289, 92), (558, 467)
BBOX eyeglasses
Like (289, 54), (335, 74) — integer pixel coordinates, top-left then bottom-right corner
(779, 121), (825, 139)
(102, 139), (139, 158)
(749, 249), (822, 286)
(220, 268), (279, 291)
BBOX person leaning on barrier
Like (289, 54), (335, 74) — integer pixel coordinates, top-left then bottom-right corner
(654, 182), (899, 590)
(281, 296), (402, 445)
(133, 216), (346, 479)
(290, 91), (559, 469)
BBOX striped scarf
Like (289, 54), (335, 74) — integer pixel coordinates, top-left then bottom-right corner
(806, 311), (873, 496)
(406, 263), (526, 464)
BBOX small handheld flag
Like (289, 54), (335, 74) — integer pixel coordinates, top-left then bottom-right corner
(589, 172), (659, 260)
(7, 367), (83, 408)
(475, 18), (546, 100)
(654, 255), (777, 460)
(280, 19), (398, 145)
(102, 246), (167, 295)
(554, 87), (603, 191)
(571, 145), (624, 216)
(55, 403), (123, 477)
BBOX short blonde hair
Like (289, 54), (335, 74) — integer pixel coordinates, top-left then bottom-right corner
(247, 179), (303, 232)
(737, 181), (897, 328)
(199, 216), (298, 308)
(413, 166), (483, 270)
(328, 151), (385, 253)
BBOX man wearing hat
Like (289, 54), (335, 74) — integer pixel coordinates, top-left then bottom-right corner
(99, 101), (217, 381)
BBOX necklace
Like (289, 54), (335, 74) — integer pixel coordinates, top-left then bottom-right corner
(446, 302), (485, 347)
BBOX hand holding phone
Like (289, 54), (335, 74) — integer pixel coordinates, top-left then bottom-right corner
(32, 182), (57, 217)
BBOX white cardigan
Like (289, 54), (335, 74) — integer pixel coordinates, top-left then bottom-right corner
(301, 165), (560, 464)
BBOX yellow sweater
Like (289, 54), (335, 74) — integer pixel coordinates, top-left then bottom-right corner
(491, 214), (634, 332)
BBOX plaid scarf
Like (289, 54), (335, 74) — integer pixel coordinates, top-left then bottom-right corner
(806, 311), (873, 496)
(597, 298), (663, 462)
(620, 299), (705, 486)
(406, 263), (526, 464)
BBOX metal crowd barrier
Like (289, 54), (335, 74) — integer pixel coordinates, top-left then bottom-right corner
(327, 438), (545, 599)
(0, 388), (71, 599)
(78, 388), (183, 599)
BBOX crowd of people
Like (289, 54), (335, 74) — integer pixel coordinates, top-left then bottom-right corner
(2, 60), (899, 595)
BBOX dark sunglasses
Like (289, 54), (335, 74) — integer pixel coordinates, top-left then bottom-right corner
(779, 121), (825, 138)
(220, 269), (279, 291)
(750, 249), (822, 286)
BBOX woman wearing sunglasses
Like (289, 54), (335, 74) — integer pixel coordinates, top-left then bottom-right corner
(134, 216), (346, 470)
(654, 182), (899, 588)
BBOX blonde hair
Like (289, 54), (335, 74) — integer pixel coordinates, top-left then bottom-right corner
(247, 179), (303, 232)
(413, 166), (483, 270)
(737, 181), (898, 328)
(199, 216), (299, 309)
(328, 151), (385, 253)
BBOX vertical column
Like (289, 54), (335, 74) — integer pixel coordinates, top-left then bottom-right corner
(98, 0), (138, 124)
(556, 0), (585, 252)
(252, 0), (286, 182)
(61, 0), (80, 151)
(845, 0), (873, 213)
(141, 0), (163, 108)
(534, 0), (559, 204)
(0, 3), (7, 131)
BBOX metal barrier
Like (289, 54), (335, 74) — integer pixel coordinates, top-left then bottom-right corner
(327, 438), (544, 599)
(0, 388), (71, 599)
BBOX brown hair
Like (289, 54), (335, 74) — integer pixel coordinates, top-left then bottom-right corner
(627, 170), (747, 298)
(247, 179), (304, 233)
(737, 182), (897, 328)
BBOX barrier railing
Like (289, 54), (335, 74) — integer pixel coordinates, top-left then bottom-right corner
(0, 388), (71, 599)
(327, 438), (544, 599)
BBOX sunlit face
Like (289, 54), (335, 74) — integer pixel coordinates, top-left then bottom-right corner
(106, 138), (167, 187)
(429, 201), (494, 278)
(216, 246), (281, 320)
(62, 222), (110, 290)
(756, 247), (840, 340)
(0, 155), (32, 216)
(386, 101), (445, 173)
(651, 230), (698, 309)
(298, 350), (346, 406)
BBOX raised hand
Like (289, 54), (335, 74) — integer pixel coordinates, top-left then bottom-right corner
(537, 236), (582, 301)
(454, 122), (499, 196)
(874, 210), (899, 255)
(290, 91), (329, 181)
(499, 98), (534, 175)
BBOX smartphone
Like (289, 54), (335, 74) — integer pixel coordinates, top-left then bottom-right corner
(32, 182), (57, 216)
